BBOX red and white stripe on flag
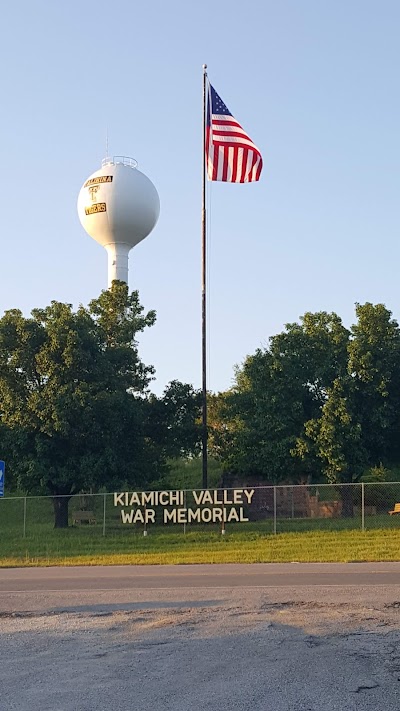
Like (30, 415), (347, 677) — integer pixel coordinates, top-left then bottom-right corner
(206, 114), (263, 183)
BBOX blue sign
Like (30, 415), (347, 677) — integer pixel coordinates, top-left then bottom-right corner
(0, 461), (4, 497)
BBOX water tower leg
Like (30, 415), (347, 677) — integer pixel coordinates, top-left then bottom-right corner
(105, 243), (131, 286)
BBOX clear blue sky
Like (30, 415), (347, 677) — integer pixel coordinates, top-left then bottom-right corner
(1, 1), (399, 394)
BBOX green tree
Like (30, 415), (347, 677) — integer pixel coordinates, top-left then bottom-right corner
(148, 380), (202, 460)
(211, 350), (307, 481)
(348, 303), (400, 465)
(209, 312), (349, 483)
(269, 311), (350, 417)
(299, 378), (368, 515)
(292, 304), (400, 515)
(0, 282), (157, 527)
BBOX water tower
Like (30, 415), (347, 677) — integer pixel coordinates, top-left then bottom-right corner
(77, 157), (160, 286)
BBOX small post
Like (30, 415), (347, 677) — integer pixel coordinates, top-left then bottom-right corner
(183, 490), (186, 535)
(102, 493), (106, 536)
(361, 482), (365, 532)
(143, 505), (148, 536)
(221, 489), (226, 536)
(23, 497), (27, 539)
(273, 486), (277, 535)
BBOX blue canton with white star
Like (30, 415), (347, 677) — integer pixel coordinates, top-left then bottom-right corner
(210, 85), (231, 115)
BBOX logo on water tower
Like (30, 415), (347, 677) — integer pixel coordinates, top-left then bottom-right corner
(88, 185), (99, 202)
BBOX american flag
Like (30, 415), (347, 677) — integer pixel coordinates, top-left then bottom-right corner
(206, 84), (263, 183)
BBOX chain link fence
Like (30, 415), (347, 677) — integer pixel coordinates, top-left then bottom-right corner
(1, 482), (400, 541)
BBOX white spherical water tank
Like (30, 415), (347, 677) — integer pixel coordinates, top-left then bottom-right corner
(77, 157), (160, 286)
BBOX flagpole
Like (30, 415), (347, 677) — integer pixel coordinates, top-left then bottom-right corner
(201, 63), (208, 489)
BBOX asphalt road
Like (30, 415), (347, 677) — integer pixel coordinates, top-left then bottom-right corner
(1, 562), (400, 615)
(1, 563), (400, 710)
(0, 561), (399, 594)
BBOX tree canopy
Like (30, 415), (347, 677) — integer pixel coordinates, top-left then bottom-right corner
(0, 283), (201, 526)
(209, 304), (400, 489)
(2, 287), (400, 525)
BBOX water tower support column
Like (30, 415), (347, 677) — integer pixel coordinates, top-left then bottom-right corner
(105, 243), (131, 286)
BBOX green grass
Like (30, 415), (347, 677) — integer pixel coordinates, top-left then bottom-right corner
(1, 526), (400, 568)
(1, 492), (400, 567)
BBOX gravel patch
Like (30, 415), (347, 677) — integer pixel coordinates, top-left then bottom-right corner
(1, 587), (400, 710)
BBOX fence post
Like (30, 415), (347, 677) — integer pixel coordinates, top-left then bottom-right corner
(361, 482), (365, 532)
(183, 490), (186, 535)
(273, 486), (277, 535)
(102, 493), (106, 536)
(221, 487), (226, 536)
(23, 497), (27, 538)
